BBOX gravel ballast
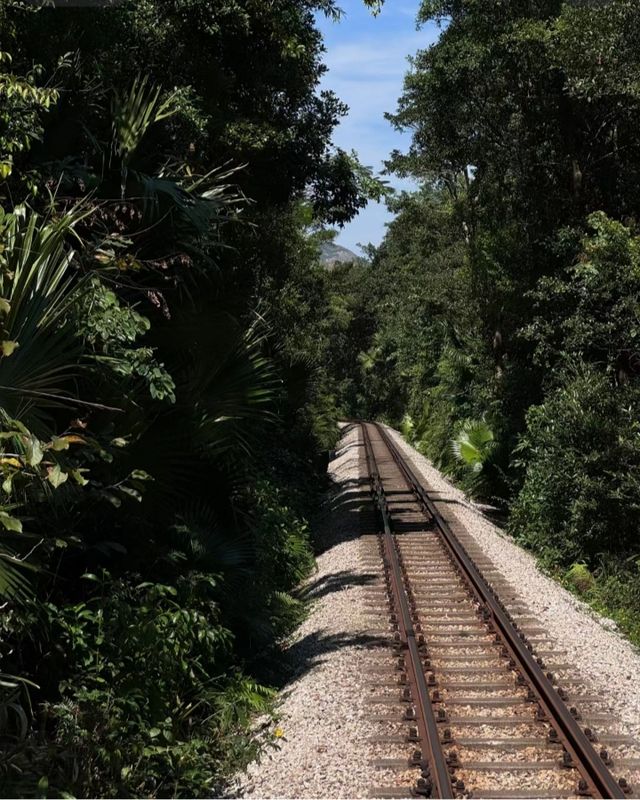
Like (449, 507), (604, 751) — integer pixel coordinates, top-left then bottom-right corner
(236, 423), (375, 799)
(384, 425), (640, 743)
(235, 424), (640, 798)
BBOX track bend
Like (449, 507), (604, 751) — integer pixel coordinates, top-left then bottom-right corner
(360, 421), (637, 800)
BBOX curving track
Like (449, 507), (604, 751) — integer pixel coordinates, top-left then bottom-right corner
(360, 421), (638, 799)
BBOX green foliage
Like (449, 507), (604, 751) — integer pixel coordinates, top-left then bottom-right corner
(593, 557), (640, 645)
(76, 276), (176, 403)
(0, 49), (59, 186)
(399, 413), (414, 440)
(564, 563), (595, 596)
(510, 367), (640, 566)
(0, 0), (384, 792)
(451, 419), (494, 471)
(450, 418), (497, 499)
(2, 575), (272, 797)
(250, 479), (315, 595)
(524, 213), (640, 382)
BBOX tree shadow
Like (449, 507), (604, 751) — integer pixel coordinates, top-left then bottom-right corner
(270, 628), (393, 691)
(295, 568), (378, 602)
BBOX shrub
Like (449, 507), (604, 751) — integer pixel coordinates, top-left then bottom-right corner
(564, 562), (595, 595)
(2, 574), (272, 798)
(510, 366), (640, 567)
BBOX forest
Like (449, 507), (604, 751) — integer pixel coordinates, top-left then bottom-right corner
(1, 0), (640, 797)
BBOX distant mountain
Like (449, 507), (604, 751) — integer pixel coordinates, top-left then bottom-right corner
(319, 241), (359, 269)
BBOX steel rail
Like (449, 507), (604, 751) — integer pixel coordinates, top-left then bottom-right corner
(374, 421), (626, 800)
(361, 422), (454, 799)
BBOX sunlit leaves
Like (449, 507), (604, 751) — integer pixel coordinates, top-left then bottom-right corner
(46, 464), (68, 488)
(112, 74), (178, 168)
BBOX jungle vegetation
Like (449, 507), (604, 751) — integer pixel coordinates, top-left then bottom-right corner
(3, 0), (640, 796)
(325, 0), (640, 644)
(0, 0), (384, 795)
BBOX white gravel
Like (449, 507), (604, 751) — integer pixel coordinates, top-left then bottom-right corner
(235, 423), (377, 799)
(384, 425), (640, 743)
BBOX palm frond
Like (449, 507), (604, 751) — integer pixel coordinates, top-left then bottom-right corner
(0, 204), (89, 433)
(172, 499), (253, 571)
(111, 74), (177, 167)
(0, 547), (34, 604)
(451, 418), (495, 473)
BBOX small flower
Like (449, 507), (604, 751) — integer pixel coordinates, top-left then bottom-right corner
(274, 726), (285, 739)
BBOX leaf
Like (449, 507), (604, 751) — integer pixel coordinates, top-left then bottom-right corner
(70, 468), (89, 486)
(0, 457), (22, 467)
(24, 437), (43, 467)
(119, 485), (142, 502)
(0, 298), (10, 314)
(46, 464), (68, 488)
(0, 511), (22, 532)
(1, 340), (19, 356)
(2, 475), (12, 494)
(50, 434), (84, 451)
(131, 469), (152, 481)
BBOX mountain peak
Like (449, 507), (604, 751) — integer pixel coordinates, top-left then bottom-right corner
(319, 241), (359, 269)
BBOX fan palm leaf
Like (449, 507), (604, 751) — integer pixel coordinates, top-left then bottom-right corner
(0, 203), (90, 602)
(0, 204), (91, 432)
(451, 418), (495, 473)
(111, 74), (177, 168)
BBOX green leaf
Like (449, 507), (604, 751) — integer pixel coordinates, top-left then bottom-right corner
(1, 340), (19, 356)
(71, 468), (89, 486)
(24, 437), (43, 467)
(47, 464), (68, 488)
(131, 469), (153, 481)
(0, 510), (22, 533)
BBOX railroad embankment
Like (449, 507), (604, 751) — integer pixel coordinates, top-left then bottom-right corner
(234, 424), (640, 799)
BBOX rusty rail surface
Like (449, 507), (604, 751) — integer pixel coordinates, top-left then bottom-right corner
(361, 420), (627, 799)
(362, 421), (453, 798)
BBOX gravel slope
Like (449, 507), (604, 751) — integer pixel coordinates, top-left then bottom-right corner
(235, 423), (375, 799)
(384, 425), (640, 742)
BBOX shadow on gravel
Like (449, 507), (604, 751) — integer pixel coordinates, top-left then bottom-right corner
(271, 630), (391, 690)
(296, 568), (377, 602)
(313, 474), (372, 557)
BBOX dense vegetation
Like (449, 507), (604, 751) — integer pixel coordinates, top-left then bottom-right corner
(0, 0), (385, 795)
(4, 0), (640, 795)
(322, 0), (640, 643)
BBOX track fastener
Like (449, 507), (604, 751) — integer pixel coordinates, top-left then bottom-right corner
(414, 777), (432, 797)
(618, 778), (632, 795)
(407, 726), (419, 742)
(577, 778), (590, 796)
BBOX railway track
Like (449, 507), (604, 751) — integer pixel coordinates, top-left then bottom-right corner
(359, 421), (639, 799)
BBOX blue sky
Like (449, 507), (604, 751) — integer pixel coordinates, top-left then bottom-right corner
(315, 1), (440, 253)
